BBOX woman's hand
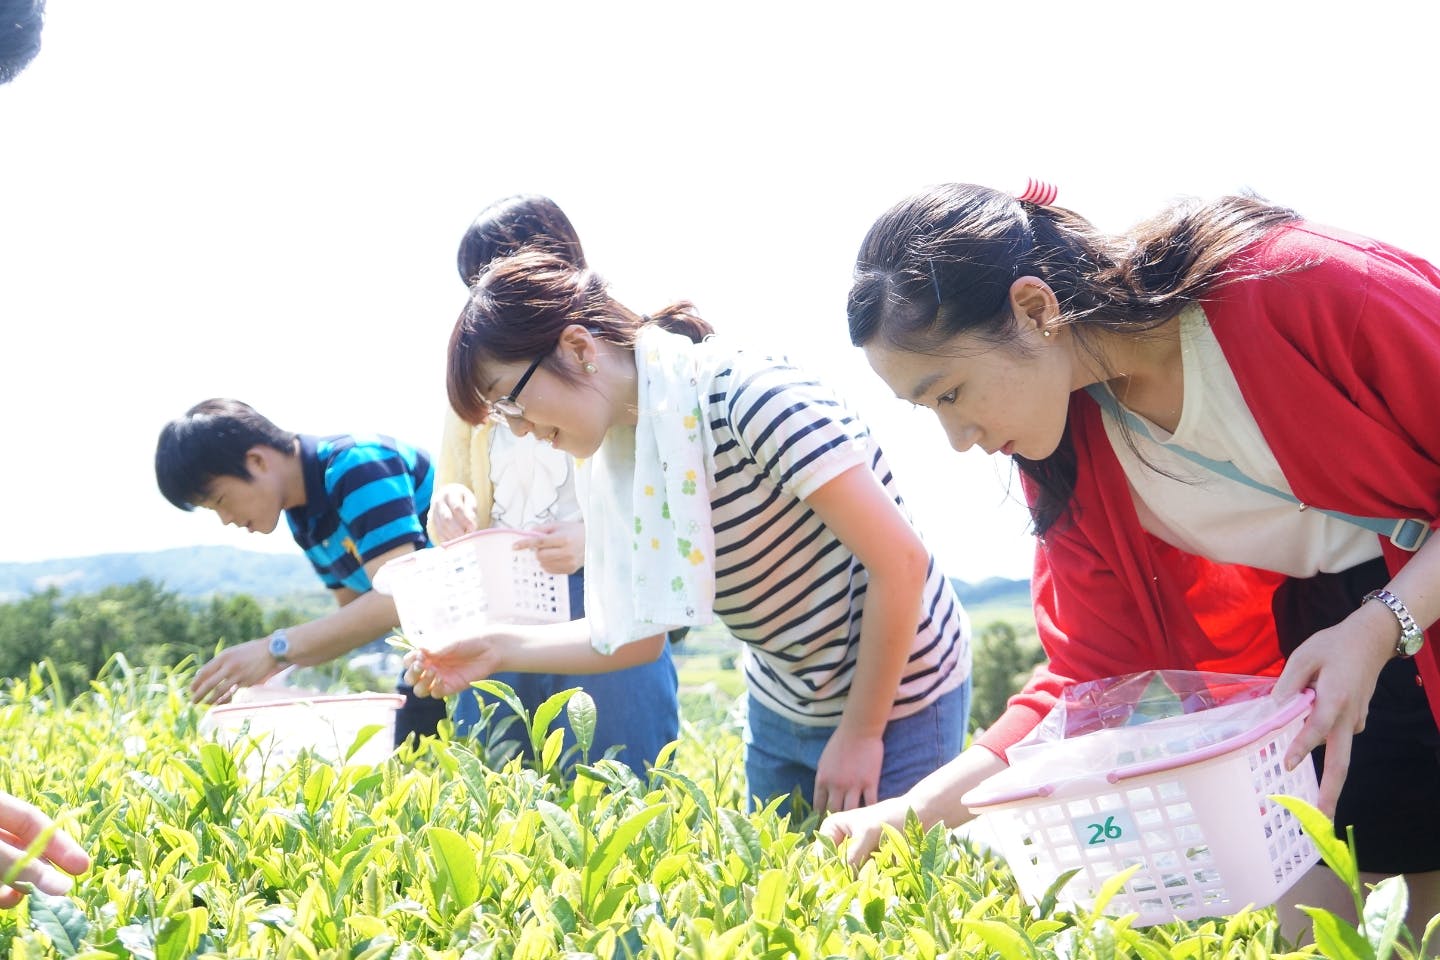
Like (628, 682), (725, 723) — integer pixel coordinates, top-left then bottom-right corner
(191, 638), (285, 705)
(1273, 599), (1400, 815)
(403, 632), (511, 698)
(0, 792), (91, 908)
(431, 484), (480, 543)
(515, 521), (586, 575)
(818, 795), (915, 866)
(813, 727), (885, 814)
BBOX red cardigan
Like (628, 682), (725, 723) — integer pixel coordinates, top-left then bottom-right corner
(977, 222), (1440, 760)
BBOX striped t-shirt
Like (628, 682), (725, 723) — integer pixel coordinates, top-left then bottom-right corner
(699, 349), (970, 725)
(286, 434), (434, 593)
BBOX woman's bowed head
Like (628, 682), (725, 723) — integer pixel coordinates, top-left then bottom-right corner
(847, 182), (1297, 535)
(446, 249), (711, 456)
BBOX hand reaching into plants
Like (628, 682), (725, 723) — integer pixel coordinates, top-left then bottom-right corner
(514, 521), (586, 575)
(1272, 600), (1399, 815)
(813, 727), (884, 814)
(430, 483), (480, 543)
(0, 792), (90, 909)
(818, 795), (915, 866)
(191, 638), (286, 705)
(403, 633), (509, 698)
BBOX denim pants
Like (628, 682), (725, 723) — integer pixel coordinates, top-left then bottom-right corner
(742, 677), (971, 812)
(450, 571), (680, 776)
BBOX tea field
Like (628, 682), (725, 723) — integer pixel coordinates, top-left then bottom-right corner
(0, 660), (1433, 959)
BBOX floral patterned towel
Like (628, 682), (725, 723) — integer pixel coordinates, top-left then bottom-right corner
(581, 325), (717, 652)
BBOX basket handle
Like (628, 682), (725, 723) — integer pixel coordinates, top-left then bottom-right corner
(1103, 688), (1315, 785)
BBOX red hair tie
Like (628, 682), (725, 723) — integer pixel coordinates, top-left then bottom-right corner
(1015, 178), (1058, 206)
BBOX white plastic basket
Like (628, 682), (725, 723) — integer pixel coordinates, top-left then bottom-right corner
(199, 693), (405, 773)
(371, 528), (571, 650)
(963, 683), (1320, 926)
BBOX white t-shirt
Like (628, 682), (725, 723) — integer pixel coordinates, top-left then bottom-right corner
(698, 348), (970, 724)
(1101, 305), (1381, 577)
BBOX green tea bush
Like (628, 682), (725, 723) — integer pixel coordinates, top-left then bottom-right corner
(0, 658), (1433, 959)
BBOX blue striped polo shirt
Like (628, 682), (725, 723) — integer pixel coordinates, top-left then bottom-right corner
(285, 434), (434, 593)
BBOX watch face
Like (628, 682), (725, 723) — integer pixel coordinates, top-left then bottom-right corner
(1401, 629), (1426, 658)
(268, 632), (290, 659)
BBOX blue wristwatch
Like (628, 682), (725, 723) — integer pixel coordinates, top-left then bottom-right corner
(267, 628), (291, 663)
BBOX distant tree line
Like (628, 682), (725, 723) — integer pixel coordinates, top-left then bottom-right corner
(969, 620), (1048, 733)
(0, 580), (353, 698)
(0, 581), (1049, 721)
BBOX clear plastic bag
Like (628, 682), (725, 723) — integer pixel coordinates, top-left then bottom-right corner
(977, 670), (1297, 801)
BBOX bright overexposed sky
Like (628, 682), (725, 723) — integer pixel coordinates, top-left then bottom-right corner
(2, 1), (1437, 583)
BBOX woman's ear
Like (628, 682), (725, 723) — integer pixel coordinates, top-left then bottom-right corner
(557, 324), (597, 368)
(1009, 276), (1060, 334)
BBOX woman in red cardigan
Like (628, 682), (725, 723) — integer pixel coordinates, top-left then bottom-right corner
(820, 182), (1440, 931)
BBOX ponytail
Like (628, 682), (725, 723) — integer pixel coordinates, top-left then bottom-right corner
(644, 301), (714, 343)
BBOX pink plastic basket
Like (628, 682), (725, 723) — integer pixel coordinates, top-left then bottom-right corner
(963, 683), (1320, 926)
(371, 528), (571, 650)
(199, 693), (405, 773)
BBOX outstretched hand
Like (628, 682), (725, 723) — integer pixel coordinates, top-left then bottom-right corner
(818, 796), (914, 867)
(1272, 602), (1398, 815)
(403, 632), (510, 698)
(191, 638), (286, 705)
(0, 792), (90, 909)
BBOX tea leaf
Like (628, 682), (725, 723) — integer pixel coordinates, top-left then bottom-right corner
(959, 918), (1034, 960)
(753, 868), (787, 925)
(567, 690), (597, 758)
(1362, 875), (1407, 960)
(26, 888), (89, 958)
(1302, 905), (1375, 960)
(585, 803), (667, 908)
(531, 687), (578, 759)
(427, 827), (481, 906)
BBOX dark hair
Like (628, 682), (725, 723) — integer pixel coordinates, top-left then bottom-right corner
(847, 182), (1301, 535)
(448, 249), (713, 424)
(0, 0), (44, 84)
(457, 194), (587, 287)
(155, 399), (297, 510)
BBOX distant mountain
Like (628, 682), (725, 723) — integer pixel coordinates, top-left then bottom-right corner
(0, 547), (324, 602)
(949, 576), (1030, 607)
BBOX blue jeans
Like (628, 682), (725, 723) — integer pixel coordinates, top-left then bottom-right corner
(742, 678), (971, 812)
(451, 571), (680, 776)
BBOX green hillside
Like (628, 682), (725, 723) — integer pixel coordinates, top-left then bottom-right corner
(0, 546), (324, 602)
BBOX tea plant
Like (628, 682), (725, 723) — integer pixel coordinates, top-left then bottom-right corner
(0, 657), (1432, 958)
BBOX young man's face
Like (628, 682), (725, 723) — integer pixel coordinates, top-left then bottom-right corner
(195, 451), (288, 534)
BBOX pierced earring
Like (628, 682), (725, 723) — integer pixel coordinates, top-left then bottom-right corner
(583, 361), (597, 374)
(1042, 329), (1053, 338)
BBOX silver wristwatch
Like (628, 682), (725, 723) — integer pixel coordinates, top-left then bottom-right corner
(1362, 589), (1425, 658)
(267, 628), (291, 663)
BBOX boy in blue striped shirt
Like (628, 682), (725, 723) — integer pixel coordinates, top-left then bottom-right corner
(155, 398), (445, 743)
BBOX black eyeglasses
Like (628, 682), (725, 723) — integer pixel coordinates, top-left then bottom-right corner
(487, 353), (546, 423)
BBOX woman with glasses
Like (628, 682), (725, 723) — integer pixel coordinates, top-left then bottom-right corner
(405, 246), (972, 813)
(430, 195), (679, 775)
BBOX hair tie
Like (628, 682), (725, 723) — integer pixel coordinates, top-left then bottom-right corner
(1015, 178), (1058, 206)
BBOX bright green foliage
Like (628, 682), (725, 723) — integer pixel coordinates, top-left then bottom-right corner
(0, 661), (1431, 958)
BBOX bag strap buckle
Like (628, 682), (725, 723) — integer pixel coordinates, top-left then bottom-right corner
(1390, 518), (1431, 552)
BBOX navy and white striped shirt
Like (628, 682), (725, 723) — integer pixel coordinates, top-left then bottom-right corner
(700, 349), (970, 724)
(286, 434), (433, 593)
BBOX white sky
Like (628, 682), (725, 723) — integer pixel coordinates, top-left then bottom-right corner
(2, 1), (1437, 583)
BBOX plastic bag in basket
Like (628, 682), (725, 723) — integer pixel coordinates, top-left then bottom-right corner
(997, 670), (1293, 798)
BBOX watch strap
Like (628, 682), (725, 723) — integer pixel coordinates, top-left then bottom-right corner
(1362, 589), (1425, 658)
